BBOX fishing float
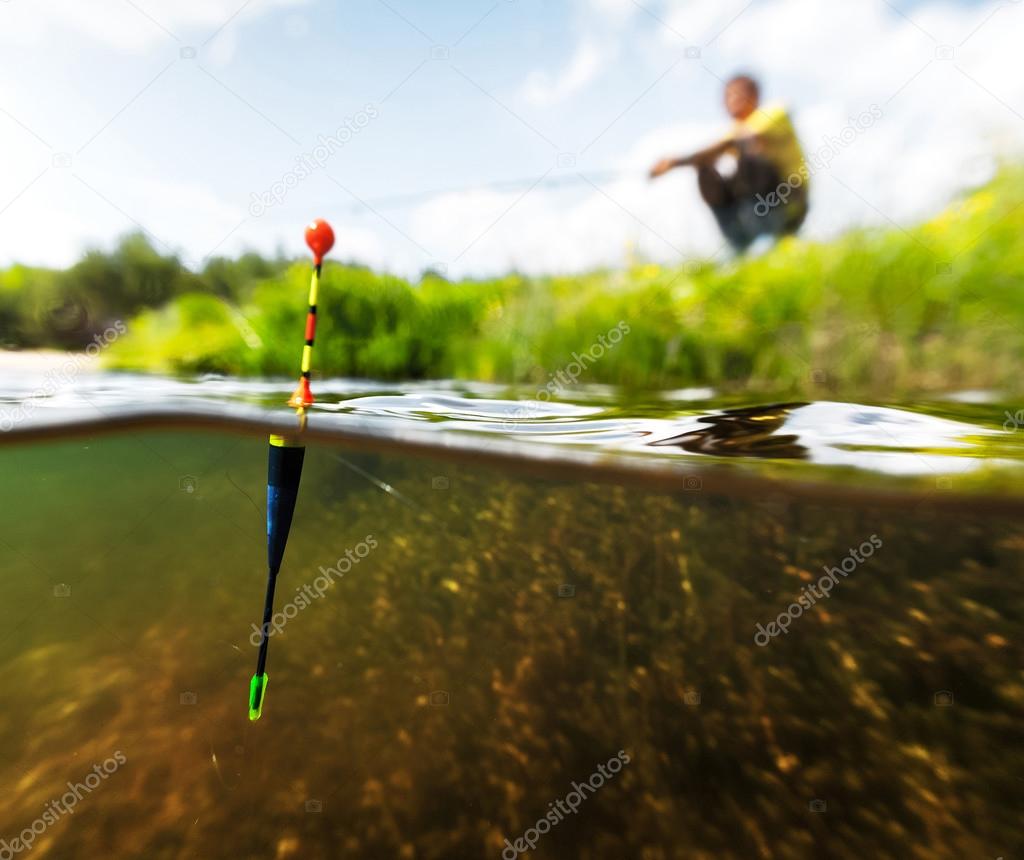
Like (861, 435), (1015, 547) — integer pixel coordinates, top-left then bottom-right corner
(248, 217), (335, 721)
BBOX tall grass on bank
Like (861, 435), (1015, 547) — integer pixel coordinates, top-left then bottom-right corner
(6, 169), (1024, 396)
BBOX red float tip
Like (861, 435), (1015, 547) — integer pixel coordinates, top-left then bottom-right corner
(287, 377), (314, 409)
(304, 218), (335, 266)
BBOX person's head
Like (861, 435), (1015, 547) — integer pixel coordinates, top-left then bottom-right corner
(724, 75), (759, 120)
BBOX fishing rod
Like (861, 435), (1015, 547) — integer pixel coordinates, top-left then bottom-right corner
(335, 168), (634, 215)
(248, 217), (335, 721)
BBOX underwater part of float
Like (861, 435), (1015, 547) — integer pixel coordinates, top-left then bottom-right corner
(248, 218), (335, 721)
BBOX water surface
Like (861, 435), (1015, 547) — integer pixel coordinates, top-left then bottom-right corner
(1, 373), (1022, 859)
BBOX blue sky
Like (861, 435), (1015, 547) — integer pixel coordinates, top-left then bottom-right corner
(1, 0), (1022, 276)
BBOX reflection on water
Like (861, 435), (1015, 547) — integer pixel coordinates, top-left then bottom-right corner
(1, 430), (1022, 859)
(3, 373), (1024, 494)
(649, 403), (809, 459)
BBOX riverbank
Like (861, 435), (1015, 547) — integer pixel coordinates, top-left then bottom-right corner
(3, 168), (1023, 398)
(0, 350), (97, 373)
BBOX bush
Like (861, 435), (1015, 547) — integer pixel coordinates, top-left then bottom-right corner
(10, 167), (1024, 398)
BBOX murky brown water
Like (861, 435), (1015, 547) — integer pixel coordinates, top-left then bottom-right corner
(1, 418), (1023, 859)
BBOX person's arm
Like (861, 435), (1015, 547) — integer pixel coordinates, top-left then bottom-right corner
(649, 137), (737, 178)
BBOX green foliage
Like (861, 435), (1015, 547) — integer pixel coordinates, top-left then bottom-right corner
(7, 168), (1024, 396)
(206, 264), (507, 379)
(200, 251), (292, 300)
(103, 293), (250, 375)
(0, 234), (288, 350)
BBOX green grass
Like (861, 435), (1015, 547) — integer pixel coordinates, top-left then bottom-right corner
(9, 168), (1024, 397)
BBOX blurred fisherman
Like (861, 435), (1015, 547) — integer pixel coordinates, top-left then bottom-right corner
(649, 74), (808, 252)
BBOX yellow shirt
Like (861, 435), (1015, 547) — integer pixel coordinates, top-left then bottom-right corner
(733, 103), (806, 182)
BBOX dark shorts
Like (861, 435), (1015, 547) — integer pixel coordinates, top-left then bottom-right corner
(701, 156), (808, 252)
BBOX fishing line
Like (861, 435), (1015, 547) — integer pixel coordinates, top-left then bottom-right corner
(336, 168), (637, 215)
(225, 470), (265, 531)
(329, 452), (422, 512)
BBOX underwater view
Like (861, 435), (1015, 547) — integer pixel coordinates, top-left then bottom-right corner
(2, 372), (1023, 859)
(4, 1), (1024, 855)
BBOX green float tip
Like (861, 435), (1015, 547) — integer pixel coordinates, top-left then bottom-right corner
(249, 672), (268, 721)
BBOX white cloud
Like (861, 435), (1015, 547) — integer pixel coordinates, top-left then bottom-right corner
(0, 167), (243, 267)
(2, 0), (1023, 279)
(0, 0), (307, 53)
(581, 0), (639, 27)
(408, 119), (724, 276)
(520, 41), (607, 107)
(423, 0), (1024, 277)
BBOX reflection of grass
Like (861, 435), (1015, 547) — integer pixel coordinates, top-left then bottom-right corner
(1, 432), (1022, 858)
(97, 167), (1024, 397)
